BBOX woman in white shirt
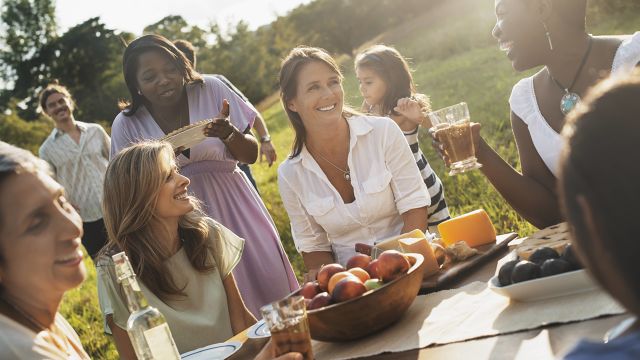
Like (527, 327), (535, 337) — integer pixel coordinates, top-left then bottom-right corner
(277, 46), (430, 278)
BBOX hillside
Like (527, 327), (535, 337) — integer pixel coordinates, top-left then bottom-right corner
(60, 1), (640, 357)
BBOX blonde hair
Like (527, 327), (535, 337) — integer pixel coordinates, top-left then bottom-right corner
(102, 141), (216, 299)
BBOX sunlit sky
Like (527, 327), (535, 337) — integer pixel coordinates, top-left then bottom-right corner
(55, 0), (313, 35)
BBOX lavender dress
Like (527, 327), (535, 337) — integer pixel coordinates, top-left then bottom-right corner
(110, 75), (299, 316)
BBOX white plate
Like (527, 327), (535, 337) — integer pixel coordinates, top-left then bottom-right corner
(247, 319), (271, 339)
(162, 120), (212, 151)
(488, 269), (599, 302)
(181, 341), (241, 360)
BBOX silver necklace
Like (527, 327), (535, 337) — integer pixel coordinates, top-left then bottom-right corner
(312, 150), (351, 181)
(547, 36), (593, 115)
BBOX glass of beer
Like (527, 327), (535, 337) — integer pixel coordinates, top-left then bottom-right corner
(260, 296), (313, 360)
(428, 102), (482, 175)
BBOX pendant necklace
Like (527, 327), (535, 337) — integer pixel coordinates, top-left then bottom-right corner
(547, 36), (593, 115)
(316, 152), (351, 181)
(310, 147), (351, 181)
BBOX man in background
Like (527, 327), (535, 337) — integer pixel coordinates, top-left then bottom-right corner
(38, 82), (110, 259)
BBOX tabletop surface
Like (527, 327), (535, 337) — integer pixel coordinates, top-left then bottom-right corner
(232, 243), (627, 360)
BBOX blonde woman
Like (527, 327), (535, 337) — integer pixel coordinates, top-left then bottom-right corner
(96, 141), (258, 357)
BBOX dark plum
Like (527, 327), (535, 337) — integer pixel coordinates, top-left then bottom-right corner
(540, 258), (573, 277)
(528, 247), (559, 265)
(561, 244), (583, 270)
(498, 259), (519, 287)
(511, 260), (541, 283)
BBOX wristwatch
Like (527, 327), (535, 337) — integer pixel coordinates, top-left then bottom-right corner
(260, 135), (271, 143)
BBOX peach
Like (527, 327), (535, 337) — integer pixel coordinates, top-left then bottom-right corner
(307, 292), (332, 310)
(332, 277), (367, 303)
(346, 253), (372, 270)
(328, 272), (359, 294)
(365, 259), (380, 279)
(300, 282), (320, 300)
(377, 250), (411, 283)
(348, 267), (370, 283)
(317, 263), (345, 291)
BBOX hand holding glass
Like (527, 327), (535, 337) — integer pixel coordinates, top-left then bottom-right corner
(428, 102), (482, 175)
(261, 296), (313, 360)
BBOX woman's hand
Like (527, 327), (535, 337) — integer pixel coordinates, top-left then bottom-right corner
(394, 97), (429, 127)
(260, 141), (278, 167)
(204, 99), (237, 139)
(431, 122), (482, 166)
(254, 340), (303, 360)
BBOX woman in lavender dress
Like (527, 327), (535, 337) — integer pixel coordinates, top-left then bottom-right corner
(110, 34), (298, 316)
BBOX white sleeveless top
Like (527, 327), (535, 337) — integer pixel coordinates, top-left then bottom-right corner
(509, 32), (640, 177)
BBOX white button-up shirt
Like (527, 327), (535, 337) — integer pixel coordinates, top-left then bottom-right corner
(278, 115), (430, 266)
(39, 121), (110, 222)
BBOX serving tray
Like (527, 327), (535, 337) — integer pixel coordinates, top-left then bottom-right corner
(419, 233), (518, 294)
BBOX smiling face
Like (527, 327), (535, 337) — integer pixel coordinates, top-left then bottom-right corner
(356, 66), (388, 109)
(154, 151), (193, 223)
(287, 61), (344, 129)
(136, 50), (185, 107)
(44, 92), (74, 126)
(492, 0), (548, 71)
(0, 171), (86, 301)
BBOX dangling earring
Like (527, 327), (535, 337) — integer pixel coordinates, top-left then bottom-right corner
(543, 22), (554, 51)
(137, 89), (143, 96)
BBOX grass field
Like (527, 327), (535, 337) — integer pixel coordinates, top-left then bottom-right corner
(60, 1), (640, 357)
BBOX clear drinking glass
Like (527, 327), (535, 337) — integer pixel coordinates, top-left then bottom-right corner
(428, 102), (482, 175)
(260, 296), (314, 360)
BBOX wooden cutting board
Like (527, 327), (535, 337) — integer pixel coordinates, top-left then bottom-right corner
(419, 233), (518, 294)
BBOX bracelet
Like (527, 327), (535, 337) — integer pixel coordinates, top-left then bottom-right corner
(221, 129), (237, 144)
(260, 135), (271, 143)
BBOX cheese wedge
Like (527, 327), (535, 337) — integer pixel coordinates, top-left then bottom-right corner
(373, 229), (425, 254)
(398, 237), (440, 278)
(437, 209), (496, 247)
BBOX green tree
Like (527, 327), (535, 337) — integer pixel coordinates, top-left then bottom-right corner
(48, 18), (132, 123)
(0, 0), (57, 116)
(143, 15), (208, 48)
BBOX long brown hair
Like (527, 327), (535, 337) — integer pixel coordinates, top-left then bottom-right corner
(101, 141), (216, 299)
(558, 73), (640, 304)
(119, 34), (203, 116)
(354, 44), (430, 116)
(279, 46), (358, 158)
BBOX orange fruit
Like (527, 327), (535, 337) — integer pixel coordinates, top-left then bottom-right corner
(328, 272), (359, 294)
(348, 267), (370, 283)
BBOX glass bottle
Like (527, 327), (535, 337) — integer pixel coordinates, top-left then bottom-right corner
(113, 252), (181, 360)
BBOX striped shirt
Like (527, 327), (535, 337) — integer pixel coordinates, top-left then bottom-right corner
(39, 121), (110, 222)
(403, 127), (450, 231)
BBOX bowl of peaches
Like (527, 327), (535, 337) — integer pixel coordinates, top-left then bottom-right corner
(295, 250), (425, 342)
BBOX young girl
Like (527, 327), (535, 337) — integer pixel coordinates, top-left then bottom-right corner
(97, 141), (282, 357)
(355, 45), (450, 231)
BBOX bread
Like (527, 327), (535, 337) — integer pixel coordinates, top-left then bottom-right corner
(515, 223), (570, 260)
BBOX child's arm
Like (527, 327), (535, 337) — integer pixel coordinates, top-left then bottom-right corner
(393, 97), (432, 130)
(223, 273), (257, 333)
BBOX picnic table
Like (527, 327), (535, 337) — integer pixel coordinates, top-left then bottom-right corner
(227, 237), (627, 360)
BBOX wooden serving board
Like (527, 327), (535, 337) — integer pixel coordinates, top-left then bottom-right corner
(419, 233), (518, 294)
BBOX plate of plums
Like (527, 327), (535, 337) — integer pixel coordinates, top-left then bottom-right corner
(488, 244), (598, 302)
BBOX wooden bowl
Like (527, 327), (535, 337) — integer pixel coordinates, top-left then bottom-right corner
(302, 253), (424, 342)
